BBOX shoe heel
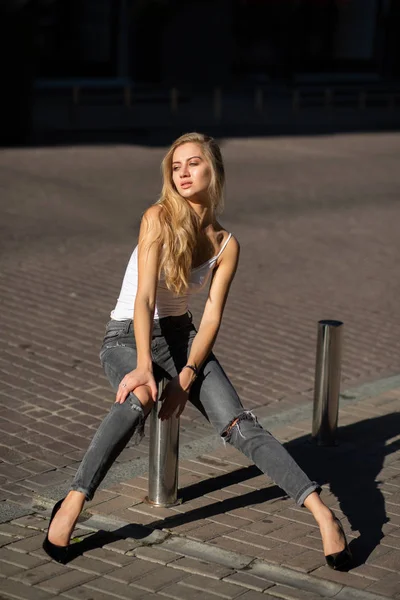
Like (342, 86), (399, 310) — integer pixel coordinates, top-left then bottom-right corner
(42, 498), (69, 564)
(325, 515), (352, 571)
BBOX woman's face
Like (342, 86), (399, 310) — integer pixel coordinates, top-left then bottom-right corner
(172, 143), (212, 200)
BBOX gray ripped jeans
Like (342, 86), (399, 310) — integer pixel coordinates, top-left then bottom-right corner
(70, 312), (320, 504)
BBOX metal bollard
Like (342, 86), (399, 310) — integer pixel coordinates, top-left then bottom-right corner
(144, 378), (181, 507)
(312, 320), (343, 446)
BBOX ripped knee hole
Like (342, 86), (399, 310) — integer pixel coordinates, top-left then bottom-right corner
(221, 411), (258, 442)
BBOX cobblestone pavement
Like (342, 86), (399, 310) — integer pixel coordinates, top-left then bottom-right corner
(0, 134), (399, 504)
(0, 383), (399, 600)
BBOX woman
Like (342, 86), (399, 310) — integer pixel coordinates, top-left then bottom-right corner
(43, 132), (351, 570)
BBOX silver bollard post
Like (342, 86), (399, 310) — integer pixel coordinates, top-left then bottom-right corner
(312, 320), (343, 446)
(145, 378), (181, 507)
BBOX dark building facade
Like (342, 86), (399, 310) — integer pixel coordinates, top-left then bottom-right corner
(35, 0), (400, 84)
(1, 0), (399, 144)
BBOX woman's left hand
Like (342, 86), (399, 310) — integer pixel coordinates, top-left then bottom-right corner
(158, 374), (191, 420)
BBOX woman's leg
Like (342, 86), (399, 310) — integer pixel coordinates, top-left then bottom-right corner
(189, 352), (347, 556)
(48, 340), (155, 546)
(190, 353), (319, 504)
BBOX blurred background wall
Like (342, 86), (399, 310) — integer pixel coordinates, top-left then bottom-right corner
(1, 0), (399, 144)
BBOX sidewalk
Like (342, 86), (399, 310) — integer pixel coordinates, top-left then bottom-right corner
(1, 377), (399, 600)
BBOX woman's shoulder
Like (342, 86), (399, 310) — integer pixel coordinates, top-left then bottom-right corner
(142, 204), (164, 224)
(214, 223), (239, 249)
(214, 226), (240, 266)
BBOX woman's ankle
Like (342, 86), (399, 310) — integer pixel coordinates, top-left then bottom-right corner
(65, 490), (86, 507)
(303, 493), (333, 525)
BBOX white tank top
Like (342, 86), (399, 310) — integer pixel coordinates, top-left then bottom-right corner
(111, 233), (233, 321)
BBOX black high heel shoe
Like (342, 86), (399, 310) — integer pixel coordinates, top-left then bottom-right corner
(325, 514), (352, 571)
(42, 498), (70, 564)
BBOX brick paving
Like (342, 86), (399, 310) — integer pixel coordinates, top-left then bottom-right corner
(0, 387), (399, 599)
(0, 133), (400, 505)
(0, 133), (400, 597)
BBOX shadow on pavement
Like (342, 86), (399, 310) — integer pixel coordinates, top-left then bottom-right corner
(73, 412), (399, 569)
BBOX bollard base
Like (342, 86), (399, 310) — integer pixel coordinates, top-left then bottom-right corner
(143, 495), (183, 508)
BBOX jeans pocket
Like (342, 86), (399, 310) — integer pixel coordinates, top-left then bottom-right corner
(99, 319), (132, 361)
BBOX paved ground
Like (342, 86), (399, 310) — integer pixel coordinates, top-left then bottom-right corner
(0, 379), (399, 599)
(0, 132), (399, 597)
(1, 132), (400, 502)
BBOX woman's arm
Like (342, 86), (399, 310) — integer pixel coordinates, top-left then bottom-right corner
(115, 205), (162, 404)
(180, 235), (240, 391)
(134, 205), (162, 370)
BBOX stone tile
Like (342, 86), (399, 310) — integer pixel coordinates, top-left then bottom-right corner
(207, 513), (253, 529)
(12, 515), (48, 531)
(312, 566), (372, 589)
(366, 572), (400, 596)
(269, 523), (314, 542)
(246, 517), (287, 536)
(230, 591), (267, 600)
(0, 577), (56, 599)
(168, 557), (234, 579)
(38, 569), (97, 593)
(185, 523), (235, 542)
(156, 582), (208, 599)
(104, 559), (158, 583)
(83, 548), (136, 566)
(372, 548), (400, 571)
(6, 533), (47, 554)
(85, 577), (145, 599)
(12, 561), (66, 585)
(283, 549), (325, 573)
(0, 559), (25, 577)
(180, 574), (245, 598)
(224, 571), (275, 592)
(0, 524), (40, 539)
(262, 584), (325, 600)
(134, 546), (182, 565)
(101, 537), (143, 555)
(0, 547), (48, 569)
(258, 542), (307, 565)
(131, 565), (184, 592)
(223, 529), (282, 550)
(86, 495), (139, 516)
(68, 555), (116, 575)
(208, 535), (271, 559)
(60, 587), (117, 600)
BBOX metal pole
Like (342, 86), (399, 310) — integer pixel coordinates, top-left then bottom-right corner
(145, 378), (181, 507)
(312, 320), (343, 446)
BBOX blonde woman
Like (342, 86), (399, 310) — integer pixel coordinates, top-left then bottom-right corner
(43, 133), (351, 571)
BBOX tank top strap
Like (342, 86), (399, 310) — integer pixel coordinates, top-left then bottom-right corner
(215, 232), (232, 260)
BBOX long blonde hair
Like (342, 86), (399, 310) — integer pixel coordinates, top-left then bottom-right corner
(153, 132), (225, 296)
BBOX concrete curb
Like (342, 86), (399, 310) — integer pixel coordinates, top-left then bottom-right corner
(12, 506), (390, 600)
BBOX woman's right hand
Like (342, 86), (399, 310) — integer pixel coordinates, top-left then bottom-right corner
(115, 369), (158, 404)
